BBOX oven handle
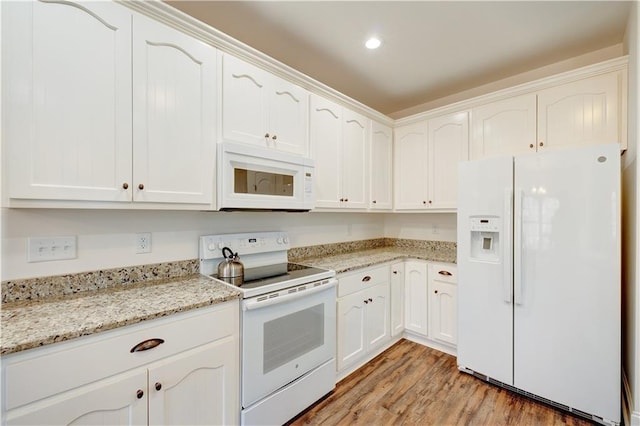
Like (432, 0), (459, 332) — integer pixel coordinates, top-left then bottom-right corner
(243, 278), (337, 311)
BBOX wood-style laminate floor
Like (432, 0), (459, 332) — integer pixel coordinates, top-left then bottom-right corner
(288, 339), (594, 426)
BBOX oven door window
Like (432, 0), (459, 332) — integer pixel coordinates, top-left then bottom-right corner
(263, 303), (324, 374)
(234, 168), (294, 196)
(241, 285), (336, 408)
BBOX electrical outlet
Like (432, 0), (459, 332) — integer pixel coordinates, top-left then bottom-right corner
(136, 233), (152, 254)
(432, 224), (440, 235)
(28, 236), (77, 262)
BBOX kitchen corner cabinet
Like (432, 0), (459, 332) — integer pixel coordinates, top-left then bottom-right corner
(390, 262), (405, 337)
(428, 263), (457, 346)
(336, 265), (390, 372)
(3, 1), (217, 206)
(394, 111), (469, 211)
(471, 70), (626, 159)
(369, 121), (393, 210)
(221, 53), (309, 156)
(403, 260), (429, 336)
(310, 94), (369, 210)
(2, 302), (240, 426)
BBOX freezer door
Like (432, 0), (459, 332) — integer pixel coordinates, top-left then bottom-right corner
(457, 156), (514, 385)
(513, 143), (620, 423)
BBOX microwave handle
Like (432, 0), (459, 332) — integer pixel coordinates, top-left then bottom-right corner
(243, 278), (337, 311)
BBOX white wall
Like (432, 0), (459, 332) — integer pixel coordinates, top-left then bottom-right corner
(623, 1), (640, 424)
(1, 209), (386, 281)
(384, 213), (457, 242)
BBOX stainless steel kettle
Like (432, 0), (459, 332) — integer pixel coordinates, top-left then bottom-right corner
(217, 247), (244, 284)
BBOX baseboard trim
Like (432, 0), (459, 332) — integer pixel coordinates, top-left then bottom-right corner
(403, 331), (457, 357)
(623, 369), (640, 426)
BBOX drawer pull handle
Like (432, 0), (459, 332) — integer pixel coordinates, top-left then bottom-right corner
(155, 382), (162, 391)
(130, 338), (165, 353)
(136, 389), (144, 399)
(438, 270), (452, 276)
(362, 276), (371, 282)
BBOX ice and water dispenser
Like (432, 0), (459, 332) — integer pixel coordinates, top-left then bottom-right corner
(469, 216), (501, 262)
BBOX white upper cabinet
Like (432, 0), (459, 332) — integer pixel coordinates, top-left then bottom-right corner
(3, 1), (218, 207)
(471, 94), (537, 159)
(471, 70), (626, 159)
(4, 0), (133, 202)
(537, 72), (621, 150)
(310, 94), (369, 210)
(427, 112), (469, 210)
(369, 121), (393, 210)
(394, 121), (429, 210)
(394, 111), (468, 211)
(221, 54), (308, 156)
(132, 14), (217, 205)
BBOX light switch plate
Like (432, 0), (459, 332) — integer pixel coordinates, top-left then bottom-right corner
(28, 236), (77, 262)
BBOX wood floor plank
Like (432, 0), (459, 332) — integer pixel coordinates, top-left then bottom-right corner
(288, 339), (595, 426)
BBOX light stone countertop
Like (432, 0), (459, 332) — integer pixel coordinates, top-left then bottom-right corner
(1, 275), (241, 355)
(293, 246), (456, 274)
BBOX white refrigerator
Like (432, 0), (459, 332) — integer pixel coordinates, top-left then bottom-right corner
(457, 143), (620, 425)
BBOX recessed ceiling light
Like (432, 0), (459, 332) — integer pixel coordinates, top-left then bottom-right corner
(365, 37), (381, 50)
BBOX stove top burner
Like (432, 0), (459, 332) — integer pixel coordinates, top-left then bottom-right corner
(213, 263), (329, 291)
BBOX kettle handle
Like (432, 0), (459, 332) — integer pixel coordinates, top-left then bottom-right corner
(222, 246), (234, 259)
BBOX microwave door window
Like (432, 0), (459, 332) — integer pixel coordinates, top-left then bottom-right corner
(234, 168), (294, 197)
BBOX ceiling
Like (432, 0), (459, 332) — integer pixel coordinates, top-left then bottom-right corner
(166, 1), (631, 117)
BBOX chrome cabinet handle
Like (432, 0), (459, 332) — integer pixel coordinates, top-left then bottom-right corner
(438, 270), (452, 276)
(130, 338), (165, 353)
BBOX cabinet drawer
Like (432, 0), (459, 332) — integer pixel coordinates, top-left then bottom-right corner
(338, 265), (389, 298)
(3, 301), (239, 411)
(430, 263), (457, 284)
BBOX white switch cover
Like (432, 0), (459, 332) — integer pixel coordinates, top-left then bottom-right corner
(28, 236), (77, 262)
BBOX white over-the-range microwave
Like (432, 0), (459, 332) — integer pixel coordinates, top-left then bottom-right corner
(217, 142), (315, 211)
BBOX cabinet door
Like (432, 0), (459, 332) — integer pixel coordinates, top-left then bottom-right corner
(390, 263), (405, 337)
(341, 109), (369, 209)
(4, 0), (132, 202)
(365, 282), (391, 351)
(269, 76), (309, 155)
(471, 94), (537, 159)
(336, 291), (366, 371)
(370, 121), (393, 210)
(427, 111), (469, 209)
(5, 369), (147, 426)
(394, 122), (429, 210)
(310, 95), (342, 208)
(222, 54), (269, 146)
(429, 281), (457, 346)
(132, 14), (216, 205)
(148, 337), (240, 426)
(537, 72), (621, 151)
(404, 261), (428, 336)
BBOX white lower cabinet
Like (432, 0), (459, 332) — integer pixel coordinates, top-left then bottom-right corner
(336, 265), (390, 373)
(403, 260), (457, 351)
(2, 301), (240, 426)
(428, 263), (458, 346)
(404, 260), (429, 336)
(390, 262), (405, 337)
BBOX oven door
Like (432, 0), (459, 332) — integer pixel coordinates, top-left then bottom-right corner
(217, 142), (315, 211)
(241, 279), (337, 408)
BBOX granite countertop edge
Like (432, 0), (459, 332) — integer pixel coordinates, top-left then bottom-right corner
(1, 275), (242, 356)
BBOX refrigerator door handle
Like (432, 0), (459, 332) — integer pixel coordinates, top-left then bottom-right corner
(514, 189), (524, 305)
(503, 187), (513, 303)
